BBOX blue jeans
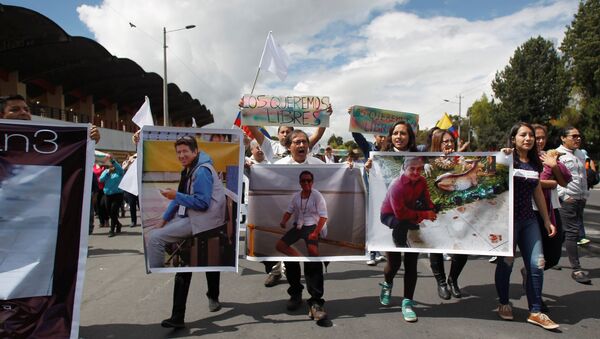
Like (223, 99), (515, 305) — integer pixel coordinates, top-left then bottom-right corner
(495, 218), (545, 312)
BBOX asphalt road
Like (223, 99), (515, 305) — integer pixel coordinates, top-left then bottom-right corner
(79, 189), (600, 339)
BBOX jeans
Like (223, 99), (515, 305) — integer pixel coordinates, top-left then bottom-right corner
(285, 261), (324, 306)
(495, 218), (545, 312)
(560, 199), (585, 270)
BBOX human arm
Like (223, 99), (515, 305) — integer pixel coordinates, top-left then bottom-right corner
(352, 132), (372, 159)
(247, 126), (265, 145)
(309, 127), (326, 151)
(160, 200), (178, 224)
(99, 168), (109, 182)
(541, 152), (570, 187)
(173, 166), (214, 211)
(309, 217), (328, 241)
(532, 182), (557, 237)
(90, 125), (100, 143)
(540, 179), (558, 190)
(280, 212), (292, 228)
(111, 158), (124, 176)
(132, 130), (140, 145)
(457, 140), (470, 152)
(307, 105), (332, 150)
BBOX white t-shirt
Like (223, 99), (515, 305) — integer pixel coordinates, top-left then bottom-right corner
(269, 139), (288, 161)
(287, 189), (328, 227)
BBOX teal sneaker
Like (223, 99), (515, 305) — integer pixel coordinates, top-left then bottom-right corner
(402, 298), (417, 322)
(379, 282), (392, 306)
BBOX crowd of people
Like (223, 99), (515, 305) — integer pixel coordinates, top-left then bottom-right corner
(1, 94), (597, 333)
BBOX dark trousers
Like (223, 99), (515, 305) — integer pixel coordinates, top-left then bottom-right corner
(538, 210), (563, 270)
(285, 261), (324, 306)
(95, 190), (108, 226)
(171, 272), (220, 320)
(560, 199), (585, 270)
(105, 193), (124, 232)
(429, 254), (468, 283)
(124, 192), (138, 225)
(384, 252), (418, 300)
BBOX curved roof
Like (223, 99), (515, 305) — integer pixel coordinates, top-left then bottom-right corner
(0, 4), (213, 126)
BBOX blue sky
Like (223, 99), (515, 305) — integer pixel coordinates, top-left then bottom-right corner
(4, 0), (578, 138)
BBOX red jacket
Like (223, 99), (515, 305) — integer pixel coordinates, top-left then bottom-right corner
(380, 174), (434, 224)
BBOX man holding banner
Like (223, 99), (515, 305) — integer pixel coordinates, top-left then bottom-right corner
(1, 94), (96, 338)
(274, 129), (328, 321)
(145, 135), (226, 328)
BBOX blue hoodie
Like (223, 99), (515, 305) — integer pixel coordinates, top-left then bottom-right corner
(162, 151), (215, 221)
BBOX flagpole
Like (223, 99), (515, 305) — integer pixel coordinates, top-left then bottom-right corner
(250, 67), (261, 95)
(250, 31), (272, 95)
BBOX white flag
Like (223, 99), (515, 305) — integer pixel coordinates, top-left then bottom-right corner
(259, 31), (289, 81)
(132, 96), (154, 128)
(192, 117), (197, 127)
(118, 158), (138, 196)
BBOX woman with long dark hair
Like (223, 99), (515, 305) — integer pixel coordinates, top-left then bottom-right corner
(375, 121), (423, 322)
(495, 122), (559, 330)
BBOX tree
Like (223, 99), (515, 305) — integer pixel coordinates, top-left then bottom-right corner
(492, 36), (570, 124)
(327, 134), (343, 147)
(467, 94), (510, 151)
(560, 0), (600, 156)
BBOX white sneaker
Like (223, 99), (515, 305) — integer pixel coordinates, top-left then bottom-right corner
(489, 256), (498, 263)
(375, 255), (387, 263)
(366, 259), (377, 266)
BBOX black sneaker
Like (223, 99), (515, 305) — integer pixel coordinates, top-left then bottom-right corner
(108, 231), (115, 237)
(287, 295), (302, 311)
(208, 298), (221, 312)
(161, 316), (185, 328)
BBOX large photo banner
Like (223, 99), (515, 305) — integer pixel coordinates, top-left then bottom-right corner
(367, 152), (513, 256)
(139, 127), (244, 273)
(349, 105), (419, 135)
(0, 121), (93, 339)
(246, 164), (368, 262)
(241, 94), (330, 127)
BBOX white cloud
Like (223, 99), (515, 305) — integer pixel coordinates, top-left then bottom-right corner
(78, 0), (577, 142)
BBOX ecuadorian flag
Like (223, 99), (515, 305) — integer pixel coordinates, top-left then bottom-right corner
(436, 112), (458, 138)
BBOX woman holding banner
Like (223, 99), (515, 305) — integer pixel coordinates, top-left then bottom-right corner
(427, 129), (469, 300)
(368, 121), (422, 322)
(495, 122), (559, 330)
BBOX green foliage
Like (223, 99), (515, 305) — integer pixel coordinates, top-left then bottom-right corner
(560, 0), (600, 99)
(327, 134), (344, 147)
(560, 0), (600, 156)
(467, 94), (511, 150)
(492, 36), (570, 124)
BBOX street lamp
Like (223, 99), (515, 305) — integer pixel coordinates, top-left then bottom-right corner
(163, 24), (196, 126)
(443, 94), (463, 141)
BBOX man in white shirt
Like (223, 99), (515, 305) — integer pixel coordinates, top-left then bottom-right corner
(556, 126), (591, 284)
(273, 130), (327, 321)
(324, 146), (335, 164)
(277, 170), (328, 257)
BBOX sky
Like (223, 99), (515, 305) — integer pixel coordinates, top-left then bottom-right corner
(5, 0), (579, 141)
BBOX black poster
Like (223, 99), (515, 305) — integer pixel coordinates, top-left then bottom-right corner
(0, 121), (93, 338)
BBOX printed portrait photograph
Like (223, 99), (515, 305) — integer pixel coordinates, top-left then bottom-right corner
(246, 164), (367, 262)
(139, 127), (244, 273)
(367, 152), (513, 256)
